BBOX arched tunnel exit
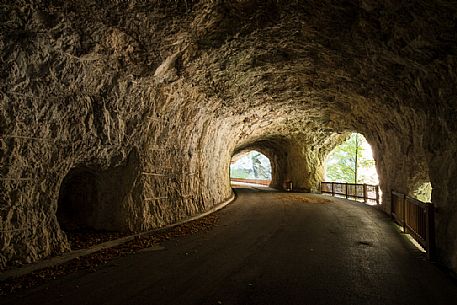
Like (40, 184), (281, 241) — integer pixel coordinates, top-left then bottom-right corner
(230, 150), (272, 187)
(322, 132), (382, 205)
(228, 134), (346, 193)
(324, 133), (379, 186)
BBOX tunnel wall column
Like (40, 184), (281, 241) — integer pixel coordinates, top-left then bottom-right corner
(269, 151), (288, 189)
(426, 120), (457, 271)
(283, 137), (325, 193)
(361, 109), (429, 213)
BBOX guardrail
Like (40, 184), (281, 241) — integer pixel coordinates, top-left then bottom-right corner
(391, 191), (435, 259)
(230, 178), (271, 186)
(320, 182), (379, 204)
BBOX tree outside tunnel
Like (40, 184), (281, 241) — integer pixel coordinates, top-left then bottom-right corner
(230, 150), (272, 183)
(325, 133), (378, 185)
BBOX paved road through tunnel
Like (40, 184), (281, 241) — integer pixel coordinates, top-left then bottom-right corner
(2, 187), (457, 305)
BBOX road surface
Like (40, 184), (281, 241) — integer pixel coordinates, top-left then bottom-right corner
(2, 187), (457, 305)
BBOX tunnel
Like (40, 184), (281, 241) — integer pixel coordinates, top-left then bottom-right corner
(57, 168), (98, 231)
(56, 150), (140, 235)
(1, 0), (457, 279)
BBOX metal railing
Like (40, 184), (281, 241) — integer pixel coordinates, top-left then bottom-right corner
(320, 182), (379, 204)
(391, 191), (435, 259)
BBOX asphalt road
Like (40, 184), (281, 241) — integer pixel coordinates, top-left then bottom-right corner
(3, 187), (457, 305)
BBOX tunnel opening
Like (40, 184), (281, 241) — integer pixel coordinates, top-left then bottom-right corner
(324, 133), (380, 204)
(56, 150), (140, 249)
(57, 168), (99, 232)
(324, 133), (379, 185)
(412, 182), (432, 203)
(230, 150), (272, 187)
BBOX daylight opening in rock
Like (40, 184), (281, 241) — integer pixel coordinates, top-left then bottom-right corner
(413, 182), (432, 203)
(230, 150), (272, 186)
(324, 133), (379, 185)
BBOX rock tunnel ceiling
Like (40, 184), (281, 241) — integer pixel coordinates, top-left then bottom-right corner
(1, 0), (457, 272)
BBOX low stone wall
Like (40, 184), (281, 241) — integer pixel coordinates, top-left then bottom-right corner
(230, 178), (271, 186)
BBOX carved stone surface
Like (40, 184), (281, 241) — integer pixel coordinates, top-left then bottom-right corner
(1, 1), (456, 272)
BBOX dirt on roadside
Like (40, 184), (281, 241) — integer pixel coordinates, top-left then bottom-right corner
(0, 213), (219, 296)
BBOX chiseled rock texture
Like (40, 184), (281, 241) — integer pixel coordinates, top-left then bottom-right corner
(1, 0), (457, 272)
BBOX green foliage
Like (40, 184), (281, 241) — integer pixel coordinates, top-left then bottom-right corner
(325, 133), (377, 184)
(413, 182), (432, 202)
(230, 168), (250, 179)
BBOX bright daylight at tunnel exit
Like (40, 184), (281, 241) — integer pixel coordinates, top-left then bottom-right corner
(230, 150), (272, 187)
(321, 133), (381, 205)
(325, 133), (378, 186)
(1, 1), (457, 304)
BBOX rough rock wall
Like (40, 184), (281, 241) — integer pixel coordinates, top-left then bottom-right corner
(1, 0), (457, 273)
(426, 115), (457, 270)
(0, 0), (194, 268)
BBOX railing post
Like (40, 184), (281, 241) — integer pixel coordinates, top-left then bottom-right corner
(391, 191), (394, 219)
(426, 203), (436, 260)
(331, 182), (335, 197)
(376, 186), (379, 205)
(363, 184), (367, 203)
(345, 183), (348, 199)
(402, 194), (406, 232)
